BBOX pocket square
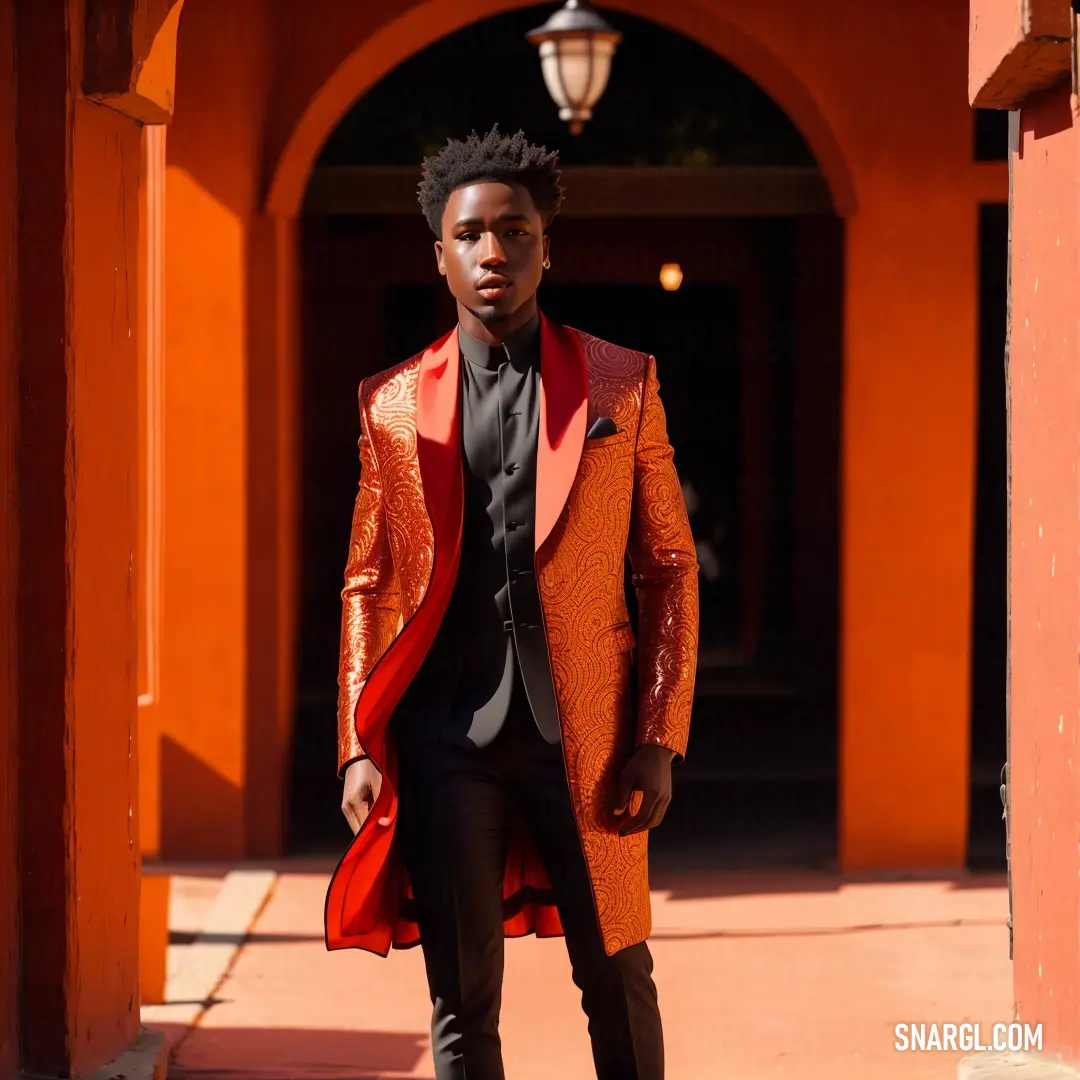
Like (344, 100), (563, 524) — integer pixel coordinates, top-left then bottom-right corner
(586, 416), (620, 439)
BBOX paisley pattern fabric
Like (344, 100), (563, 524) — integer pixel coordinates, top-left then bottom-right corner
(537, 330), (699, 953)
(336, 364), (435, 773)
(329, 320), (699, 958)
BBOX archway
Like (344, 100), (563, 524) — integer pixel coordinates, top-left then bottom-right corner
(286, 5), (846, 869)
(153, 0), (985, 874)
(264, 0), (857, 219)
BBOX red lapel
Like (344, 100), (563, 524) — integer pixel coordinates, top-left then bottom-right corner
(415, 327), (463, 565)
(410, 314), (587, 554)
(349, 328), (462, 747)
(536, 313), (589, 552)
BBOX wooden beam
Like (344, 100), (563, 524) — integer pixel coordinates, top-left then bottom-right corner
(304, 165), (835, 218)
(969, 0), (1073, 109)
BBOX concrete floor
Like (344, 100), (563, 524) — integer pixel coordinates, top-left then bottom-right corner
(143, 859), (1013, 1079)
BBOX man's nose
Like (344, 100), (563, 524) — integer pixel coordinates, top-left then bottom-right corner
(478, 233), (507, 265)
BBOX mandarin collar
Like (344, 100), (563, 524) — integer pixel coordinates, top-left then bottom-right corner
(458, 312), (540, 373)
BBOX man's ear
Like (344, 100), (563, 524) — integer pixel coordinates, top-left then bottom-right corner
(434, 239), (446, 277)
(542, 234), (550, 264)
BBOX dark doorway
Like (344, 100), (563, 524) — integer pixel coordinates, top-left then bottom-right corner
(287, 2), (842, 861)
(288, 213), (843, 866)
(967, 202), (1008, 871)
(541, 283), (742, 654)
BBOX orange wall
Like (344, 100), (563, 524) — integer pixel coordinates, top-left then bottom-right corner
(68, 92), (144, 1071)
(839, 130), (981, 864)
(0, 0), (18, 1070)
(1008, 83), (1080, 1060)
(13, 4), (143, 1074)
(143, 0), (281, 858)
(14, 1), (142, 1071)
(156, 0), (996, 865)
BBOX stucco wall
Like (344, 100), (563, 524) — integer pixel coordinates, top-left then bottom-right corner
(1007, 82), (1080, 1061)
(144, 0), (279, 858)
(14, 2), (142, 1072)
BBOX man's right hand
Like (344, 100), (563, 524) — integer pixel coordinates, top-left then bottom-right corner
(341, 757), (391, 834)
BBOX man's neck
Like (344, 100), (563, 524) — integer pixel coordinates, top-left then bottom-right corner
(456, 298), (538, 347)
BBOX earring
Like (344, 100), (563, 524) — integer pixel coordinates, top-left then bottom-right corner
(543, 258), (551, 269)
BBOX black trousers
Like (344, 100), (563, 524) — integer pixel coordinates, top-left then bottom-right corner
(396, 695), (664, 1080)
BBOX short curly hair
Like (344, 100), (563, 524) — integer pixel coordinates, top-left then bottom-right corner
(417, 125), (565, 237)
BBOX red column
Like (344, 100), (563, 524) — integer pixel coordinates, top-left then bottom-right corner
(1007, 85), (1080, 1060)
(15, 2), (142, 1072)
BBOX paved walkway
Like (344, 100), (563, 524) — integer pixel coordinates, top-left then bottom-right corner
(143, 859), (1013, 1079)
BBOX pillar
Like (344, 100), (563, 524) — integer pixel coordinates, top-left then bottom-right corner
(839, 174), (979, 869)
(967, 0), (1080, 1068)
(1008, 86), (1080, 1061)
(15, 1), (143, 1072)
(154, 197), (299, 861)
(244, 213), (301, 857)
(150, 0), (294, 859)
(6, 0), (182, 1072)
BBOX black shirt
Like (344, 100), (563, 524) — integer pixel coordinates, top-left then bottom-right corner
(392, 314), (560, 753)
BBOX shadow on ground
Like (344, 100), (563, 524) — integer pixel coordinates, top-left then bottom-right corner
(648, 865), (1008, 902)
(152, 854), (1006, 900)
(154, 1023), (433, 1080)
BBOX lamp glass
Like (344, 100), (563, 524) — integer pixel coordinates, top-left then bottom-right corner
(660, 263), (683, 291)
(539, 37), (615, 110)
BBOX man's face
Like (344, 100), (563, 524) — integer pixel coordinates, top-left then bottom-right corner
(435, 180), (549, 334)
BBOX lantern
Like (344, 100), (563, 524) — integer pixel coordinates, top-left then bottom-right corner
(526, 1), (623, 135)
(659, 263), (683, 291)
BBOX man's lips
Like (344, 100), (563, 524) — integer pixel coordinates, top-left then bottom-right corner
(476, 275), (512, 298)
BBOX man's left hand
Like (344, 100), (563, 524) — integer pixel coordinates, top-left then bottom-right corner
(613, 744), (677, 835)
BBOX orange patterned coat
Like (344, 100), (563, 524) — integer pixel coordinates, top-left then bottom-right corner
(325, 312), (699, 958)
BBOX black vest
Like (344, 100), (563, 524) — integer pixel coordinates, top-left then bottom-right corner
(389, 316), (561, 754)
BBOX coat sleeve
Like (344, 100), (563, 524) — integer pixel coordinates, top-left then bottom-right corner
(336, 381), (402, 777)
(626, 356), (700, 762)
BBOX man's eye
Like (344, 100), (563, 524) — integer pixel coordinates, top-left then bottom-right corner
(459, 232), (479, 242)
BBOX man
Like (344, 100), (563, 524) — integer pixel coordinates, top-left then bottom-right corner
(325, 126), (699, 1080)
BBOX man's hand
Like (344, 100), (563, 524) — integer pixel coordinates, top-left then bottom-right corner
(341, 757), (391, 835)
(613, 744), (677, 835)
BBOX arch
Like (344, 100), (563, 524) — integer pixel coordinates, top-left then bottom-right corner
(263, 0), (858, 218)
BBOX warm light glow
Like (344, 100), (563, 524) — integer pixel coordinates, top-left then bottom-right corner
(660, 263), (683, 291)
(537, 38), (617, 133)
(526, 1), (623, 136)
